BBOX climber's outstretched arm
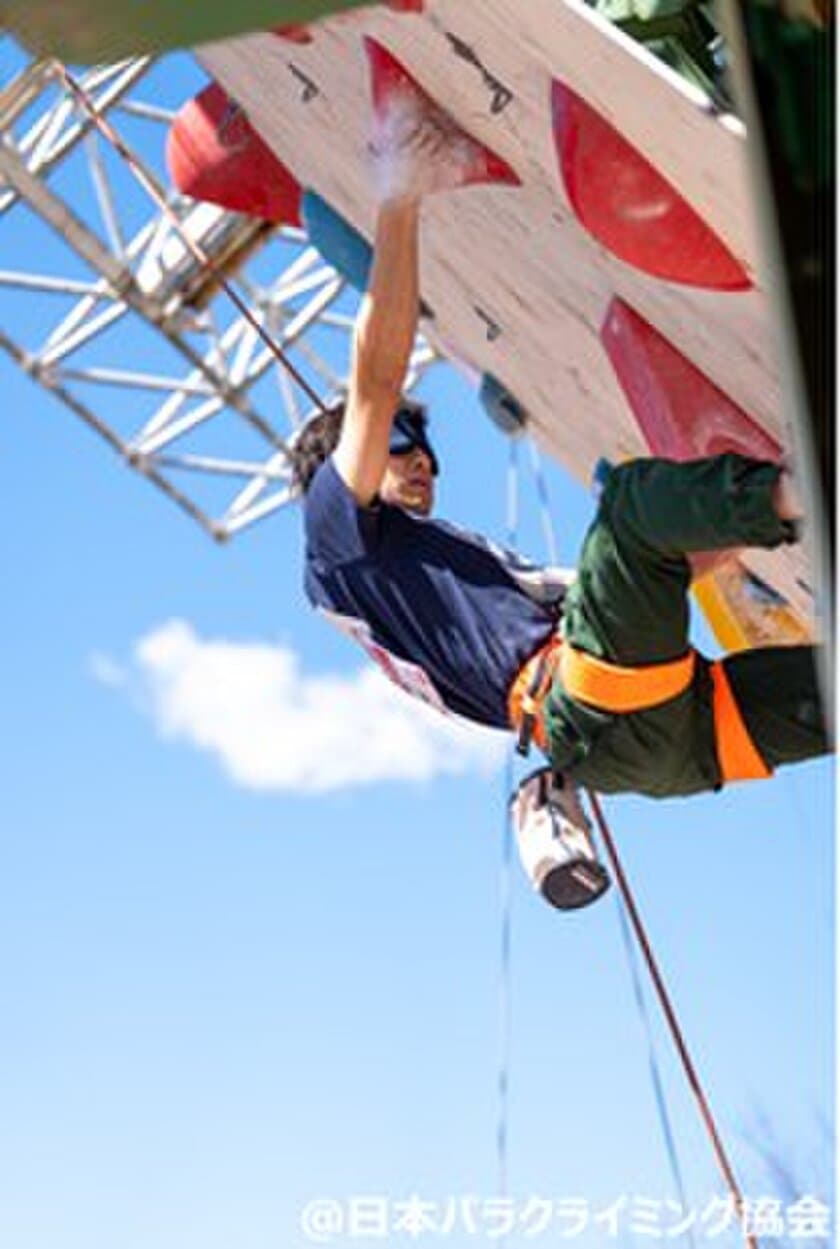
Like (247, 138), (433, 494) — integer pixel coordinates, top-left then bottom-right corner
(334, 199), (420, 507)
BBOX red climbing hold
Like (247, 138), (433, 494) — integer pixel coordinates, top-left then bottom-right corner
(552, 81), (751, 291)
(365, 38), (520, 191)
(166, 82), (302, 225)
(601, 298), (780, 460)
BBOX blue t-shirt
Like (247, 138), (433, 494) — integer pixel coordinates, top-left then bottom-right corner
(303, 458), (563, 728)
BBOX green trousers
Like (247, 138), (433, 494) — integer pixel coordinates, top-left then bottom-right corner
(543, 455), (830, 797)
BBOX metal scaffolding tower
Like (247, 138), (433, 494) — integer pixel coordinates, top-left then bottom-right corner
(0, 41), (438, 539)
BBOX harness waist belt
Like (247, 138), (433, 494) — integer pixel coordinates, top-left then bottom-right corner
(559, 644), (696, 712)
(508, 640), (771, 784)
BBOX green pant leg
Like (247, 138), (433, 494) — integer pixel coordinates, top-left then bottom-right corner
(598, 455), (793, 557)
(561, 455), (795, 665)
(545, 459), (708, 790)
(545, 455), (803, 795)
(724, 646), (831, 768)
(560, 500), (692, 664)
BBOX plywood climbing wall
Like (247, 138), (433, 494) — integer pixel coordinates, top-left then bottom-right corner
(199, 0), (813, 625)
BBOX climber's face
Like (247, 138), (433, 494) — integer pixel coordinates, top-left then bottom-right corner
(380, 444), (435, 516)
(382, 402), (438, 515)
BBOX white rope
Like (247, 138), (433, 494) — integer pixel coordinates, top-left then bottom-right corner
(526, 436), (559, 566)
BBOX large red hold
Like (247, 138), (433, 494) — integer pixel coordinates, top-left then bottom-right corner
(552, 80), (751, 291)
(601, 298), (780, 460)
(167, 82), (303, 225)
(365, 38), (521, 191)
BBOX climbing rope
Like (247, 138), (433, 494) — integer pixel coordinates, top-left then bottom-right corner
(496, 437), (521, 1203)
(588, 792), (757, 1249)
(56, 64), (329, 418)
(520, 442), (757, 1249)
(526, 437), (558, 566)
(613, 895), (698, 1249)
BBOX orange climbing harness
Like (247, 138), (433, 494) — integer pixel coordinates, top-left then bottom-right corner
(508, 636), (563, 754)
(709, 659), (772, 782)
(559, 644), (696, 712)
(508, 637), (771, 783)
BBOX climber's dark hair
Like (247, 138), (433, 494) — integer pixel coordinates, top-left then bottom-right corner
(291, 400), (346, 495)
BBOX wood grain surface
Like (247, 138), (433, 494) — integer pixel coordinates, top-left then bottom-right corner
(201, 0), (813, 625)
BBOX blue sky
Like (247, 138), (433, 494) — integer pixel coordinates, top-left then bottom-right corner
(0, 40), (834, 1249)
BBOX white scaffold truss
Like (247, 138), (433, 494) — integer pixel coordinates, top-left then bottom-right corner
(0, 41), (438, 539)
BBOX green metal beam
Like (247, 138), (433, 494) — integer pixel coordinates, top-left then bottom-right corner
(3, 0), (372, 63)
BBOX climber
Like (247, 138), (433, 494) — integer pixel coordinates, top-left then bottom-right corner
(293, 95), (829, 902)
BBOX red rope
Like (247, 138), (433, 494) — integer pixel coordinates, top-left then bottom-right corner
(57, 64), (329, 414)
(586, 789), (759, 1249)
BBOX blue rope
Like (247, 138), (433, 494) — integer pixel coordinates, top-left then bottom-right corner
(496, 438), (520, 1204)
(614, 896), (698, 1249)
(526, 437), (558, 565)
(526, 436), (696, 1245)
(496, 749), (514, 1194)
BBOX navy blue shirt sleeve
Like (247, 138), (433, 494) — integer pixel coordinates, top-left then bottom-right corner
(303, 456), (385, 563)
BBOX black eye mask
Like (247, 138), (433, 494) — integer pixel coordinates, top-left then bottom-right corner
(389, 405), (439, 476)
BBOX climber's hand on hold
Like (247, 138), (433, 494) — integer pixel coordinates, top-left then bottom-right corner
(369, 90), (475, 205)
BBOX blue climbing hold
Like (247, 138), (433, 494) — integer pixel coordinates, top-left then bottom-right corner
(479, 373), (527, 436)
(301, 191), (373, 292)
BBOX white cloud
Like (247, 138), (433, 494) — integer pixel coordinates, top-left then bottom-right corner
(93, 619), (507, 794)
